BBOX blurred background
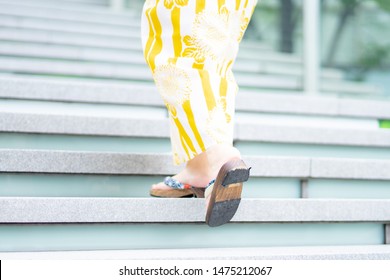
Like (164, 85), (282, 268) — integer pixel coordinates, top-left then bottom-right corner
(250, 0), (390, 97)
(126, 0), (390, 99)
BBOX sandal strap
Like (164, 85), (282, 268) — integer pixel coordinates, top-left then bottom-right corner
(163, 176), (192, 190)
(206, 179), (216, 188)
(204, 179), (216, 199)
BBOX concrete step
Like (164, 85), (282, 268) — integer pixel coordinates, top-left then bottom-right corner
(0, 6), (268, 52)
(0, 14), (139, 38)
(321, 82), (382, 96)
(0, 4), (272, 54)
(0, 56), (299, 89)
(0, 56), (153, 81)
(239, 45), (301, 64)
(0, 27), (275, 60)
(236, 111), (379, 130)
(1, 149), (390, 180)
(0, 12), (298, 56)
(1, 197), (390, 223)
(236, 122), (389, 146)
(1, 245), (390, 260)
(13, 0), (108, 4)
(0, 0), (128, 21)
(0, 27), (141, 51)
(0, 1), (274, 53)
(1, 77), (389, 119)
(0, 3), (136, 26)
(236, 91), (390, 119)
(2, 112), (389, 148)
(0, 30), (293, 67)
(238, 72), (380, 94)
(0, 56), (379, 94)
(0, 41), (343, 79)
(0, 20), (272, 57)
(0, 25), (274, 60)
(0, 220), (387, 252)
(2, 120), (389, 160)
(1, 171), (390, 199)
(0, 99), (167, 119)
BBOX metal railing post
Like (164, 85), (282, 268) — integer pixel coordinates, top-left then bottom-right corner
(303, 0), (321, 95)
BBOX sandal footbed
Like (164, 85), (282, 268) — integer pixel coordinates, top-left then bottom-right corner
(150, 188), (194, 198)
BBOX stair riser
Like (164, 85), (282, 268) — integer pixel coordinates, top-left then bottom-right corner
(0, 26), (272, 56)
(0, 18), (370, 85)
(0, 46), (342, 79)
(1, 100), (384, 132)
(235, 141), (390, 160)
(1, 133), (390, 159)
(0, 15), (140, 38)
(0, 57), (378, 94)
(0, 174), (300, 198)
(1, 78), (389, 119)
(0, 35), (296, 65)
(0, 223), (384, 252)
(1, 174), (390, 199)
(0, 28), (141, 50)
(1, 150), (390, 179)
(0, 133), (171, 153)
(0, 3), (135, 26)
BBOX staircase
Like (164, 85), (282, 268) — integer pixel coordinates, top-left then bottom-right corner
(1, 0), (390, 260)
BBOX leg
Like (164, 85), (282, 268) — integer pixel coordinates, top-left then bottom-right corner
(141, 0), (257, 195)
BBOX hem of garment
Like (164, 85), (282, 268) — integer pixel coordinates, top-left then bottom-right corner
(172, 140), (234, 166)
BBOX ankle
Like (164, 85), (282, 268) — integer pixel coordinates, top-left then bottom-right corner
(175, 144), (242, 186)
(206, 144), (241, 178)
(206, 144), (241, 162)
(185, 151), (210, 174)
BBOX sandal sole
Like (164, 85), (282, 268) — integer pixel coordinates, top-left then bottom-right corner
(150, 189), (194, 198)
(205, 158), (250, 227)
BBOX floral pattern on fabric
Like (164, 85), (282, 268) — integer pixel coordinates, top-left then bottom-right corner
(164, 0), (189, 9)
(206, 102), (231, 143)
(142, 0), (258, 165)
(182, 5), (252, 75)
(153, 63), (191, 106)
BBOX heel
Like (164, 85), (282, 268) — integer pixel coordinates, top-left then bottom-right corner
(205, 158), (251, 227)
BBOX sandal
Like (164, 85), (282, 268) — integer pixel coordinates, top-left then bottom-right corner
(150, 176), (205, 198)
(205, 158), (251, 227)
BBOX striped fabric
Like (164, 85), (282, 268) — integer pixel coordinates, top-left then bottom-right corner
(141, 0), (258, 165)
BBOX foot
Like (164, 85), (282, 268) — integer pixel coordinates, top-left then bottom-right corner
(151, 144), (241, 192)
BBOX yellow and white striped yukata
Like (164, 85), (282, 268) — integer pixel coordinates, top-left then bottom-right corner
(141, 0), (258, 165)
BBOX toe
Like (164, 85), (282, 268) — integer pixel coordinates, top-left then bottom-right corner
(151, 181), (171, 190)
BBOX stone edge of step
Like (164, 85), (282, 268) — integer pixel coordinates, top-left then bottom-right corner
(1, 197), (390, 223)
(1, 112), (390, 147)
(1, 149), (390, 180)
(1, 77), (389, 118)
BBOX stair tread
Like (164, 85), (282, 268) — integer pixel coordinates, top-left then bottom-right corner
(1, 77), (388, 117)
(1, 149), (390, 179)
(1, 197), (390, 223)
(0, 0), (134, 18)
(1, 111), (390, 147)
(0, 41), (343, 78)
